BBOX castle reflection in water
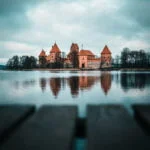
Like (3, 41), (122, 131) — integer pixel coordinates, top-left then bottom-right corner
(39, 72), (112, 98)
(39, 72), (149, 98)
(13, 71), (150, 99)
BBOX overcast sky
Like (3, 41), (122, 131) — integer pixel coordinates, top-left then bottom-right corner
(0, 0), (150, 64)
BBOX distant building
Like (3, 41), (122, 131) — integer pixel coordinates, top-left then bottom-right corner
(79, 50), (100, 69)
(47, 43), (61, 63)
(38, 43), (112, 69)
(39, 50), (47, 66)
(101, 45), (112, 68)
(39, 49), (46, 58)
(67, 43), (79, 68)
(39, 43), (62, 68)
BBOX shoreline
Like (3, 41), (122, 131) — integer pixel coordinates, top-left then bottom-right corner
(2, 68), (150, 71)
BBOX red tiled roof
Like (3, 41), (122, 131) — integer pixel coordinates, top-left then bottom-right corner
(79, 50), (95, 56)
(101, 45), (111, 54)
(50, 43), (61, 53)
(39, 49), (46, 57)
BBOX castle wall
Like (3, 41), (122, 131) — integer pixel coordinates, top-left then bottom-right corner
(79, 56), (88, 68)
(46, 52), (61, 63)
(79, 56), (101, 69)
(87, 61), (100, 69)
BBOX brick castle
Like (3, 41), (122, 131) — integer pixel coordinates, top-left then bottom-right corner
(39, 43), (112, 69)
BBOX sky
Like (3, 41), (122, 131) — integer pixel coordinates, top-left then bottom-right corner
(0, 0), (150, 64)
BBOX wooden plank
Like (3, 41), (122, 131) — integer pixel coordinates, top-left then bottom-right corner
(87, 105), (150, 150)
(0, 105), (35, 143)
(0, 106), (77, 150)
(133, 105), (150, 133)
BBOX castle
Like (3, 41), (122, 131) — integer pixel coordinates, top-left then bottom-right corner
(39, 43), (112, 69)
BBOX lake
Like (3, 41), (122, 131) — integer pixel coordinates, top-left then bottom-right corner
(0, 70), (150, 117)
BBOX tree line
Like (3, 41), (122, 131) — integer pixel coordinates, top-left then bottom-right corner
(113, 48), (150, 68)
(6, 55), (37, 69)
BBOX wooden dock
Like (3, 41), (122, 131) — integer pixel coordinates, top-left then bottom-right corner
(0, 104), (150, 150)
(87, 105), (150, 150)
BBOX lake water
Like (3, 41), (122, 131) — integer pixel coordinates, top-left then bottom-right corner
(0, 70), (150, 117)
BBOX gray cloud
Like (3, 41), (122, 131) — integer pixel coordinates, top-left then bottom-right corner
(0, 0), (150, 64)
(0, 0), (74, 41)
(0, 0), (34, 42)
(122, 0), (150, 29)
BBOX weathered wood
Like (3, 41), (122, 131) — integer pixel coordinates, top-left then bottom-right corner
(0, 105), (35, 143)
(1, 106), (77, 150)
(87, 105), (150, 150)
(133, 105), (150, 134)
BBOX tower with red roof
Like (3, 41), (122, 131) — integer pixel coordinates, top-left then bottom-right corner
(67, 43), (79, 68)
(47, 42), (61, 63)
(101, 45), (112, 68)
(39, 49), (47, 66)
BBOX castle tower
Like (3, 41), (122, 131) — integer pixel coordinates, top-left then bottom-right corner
(39, 49), (46, 57)
(39, 49), (47, 66)
(101, 45), (112, 68)
(70, 43), (79, 53)
(48, 43), (61, 63)
(68, 43), (79, 68)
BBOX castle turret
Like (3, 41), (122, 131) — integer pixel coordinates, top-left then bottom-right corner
(67, 43), (79, 68)
(50, 43), (61, 53)
(39, 49), (47, 66)
(101, 45), (112, 68)
(47, 43), (61, 63)
(70, 43), (79, 53)
(39, 49), (46, 57)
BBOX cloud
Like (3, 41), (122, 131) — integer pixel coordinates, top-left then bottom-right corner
(122, 0), (150, 29)
(0, 0), (150, 64)
(0, 41), (40, 59)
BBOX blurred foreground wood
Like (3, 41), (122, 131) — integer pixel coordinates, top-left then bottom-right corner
(0, 105), (150, 150)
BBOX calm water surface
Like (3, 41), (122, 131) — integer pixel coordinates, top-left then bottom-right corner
(0, 70), (150, 117)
